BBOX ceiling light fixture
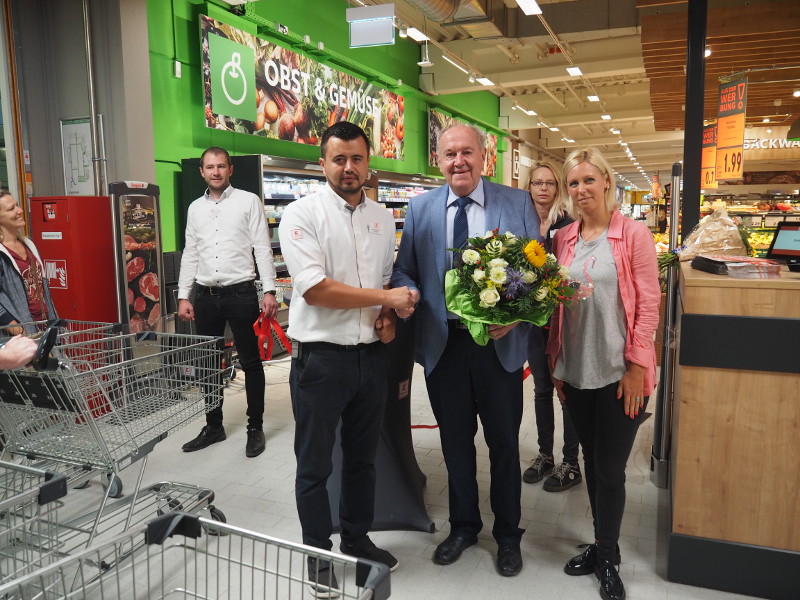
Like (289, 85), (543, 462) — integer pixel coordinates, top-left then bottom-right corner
(513, 102), (537, 116)
(704, 47), (711, 57)
(477, 76), (494, 86)
(601, 114), (612, 120)
(406, 27), (428, 42)
(398, 25), (408, 38)
(762, 117), (770, 123)
(514, 0), (542, 15)
(549, 127), (560, 132)
(441, 54), (469, 74)
(610, 128), (620, 134)
(468, 72), (476, 83)
(793, 90), (800, 98)
(417, 41), (433, 67)
(587, 95), (600, 102)
(566, 66), (582, 76)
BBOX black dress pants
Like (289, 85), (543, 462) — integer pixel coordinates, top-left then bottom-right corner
(425, 327), (525, 545)
(194, 285), (264, 430)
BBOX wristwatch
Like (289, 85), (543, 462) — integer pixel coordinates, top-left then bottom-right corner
(265, 290), (277, 296)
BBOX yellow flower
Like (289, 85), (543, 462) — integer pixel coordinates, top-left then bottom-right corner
(524, 240), (547, 268)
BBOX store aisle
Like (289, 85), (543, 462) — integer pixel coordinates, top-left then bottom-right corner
(136, 361), (757, 600)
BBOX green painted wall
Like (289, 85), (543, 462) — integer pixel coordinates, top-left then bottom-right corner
(147, 0), (501, 250)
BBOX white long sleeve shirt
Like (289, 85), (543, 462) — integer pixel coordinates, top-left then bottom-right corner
(178, 186), (276, 299)
(278, 184), (395, 345)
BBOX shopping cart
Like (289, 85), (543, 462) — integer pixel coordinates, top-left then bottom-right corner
(0, 326), (228, 551)
(0, 461), (68, 585)
(0, 512), (391, 599)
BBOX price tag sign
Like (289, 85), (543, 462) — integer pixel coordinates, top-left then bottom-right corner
(701, 123), (718, 189)
(715, 79), (747, 181)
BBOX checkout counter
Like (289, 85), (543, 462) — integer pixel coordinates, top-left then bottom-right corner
(667, 263), (800, 599)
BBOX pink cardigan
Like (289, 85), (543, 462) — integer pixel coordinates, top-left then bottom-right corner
(546, 210), (661, 396)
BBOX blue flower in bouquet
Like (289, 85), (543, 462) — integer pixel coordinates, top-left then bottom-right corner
(444, 229), (582, 345)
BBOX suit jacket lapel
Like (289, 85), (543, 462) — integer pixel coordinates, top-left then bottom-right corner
(430, 187), (448, 287)
(484, 181), (501, 233)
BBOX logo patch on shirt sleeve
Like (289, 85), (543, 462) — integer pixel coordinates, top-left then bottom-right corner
(291, 228), (303, 240)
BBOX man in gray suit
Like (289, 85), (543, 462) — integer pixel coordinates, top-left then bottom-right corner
(391, 123), (541, 577)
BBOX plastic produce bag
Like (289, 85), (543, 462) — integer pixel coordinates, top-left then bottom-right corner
(658, 208), (748, 271)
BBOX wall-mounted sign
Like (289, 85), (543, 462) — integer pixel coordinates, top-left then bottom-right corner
(701, 123), (718, 189)
(512, 149), (520, 180)
(715, 78), (747, 181)
(59, 117), (93, 196)
(427, 108), (498, 176)
(201, 15), (404, 159)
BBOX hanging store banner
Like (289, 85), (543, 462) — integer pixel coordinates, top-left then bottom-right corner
(701, 123), (718, 189)
(427, 108), (498, 176)
(201, 15), (405, 159)
(715, 78), (747, 181)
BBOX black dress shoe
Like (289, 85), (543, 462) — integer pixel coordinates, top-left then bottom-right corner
(182, 425), (226, 452)
(564, 543), (621, 576)
(245, 429), (266, 457)
(433, 534), (477, 565)
(495, 543), (523, 577)
(595, 558), (625, 600)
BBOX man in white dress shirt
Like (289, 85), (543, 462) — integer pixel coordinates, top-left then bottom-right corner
(178, 146), (278, 458)
(279, 122), (414, 597)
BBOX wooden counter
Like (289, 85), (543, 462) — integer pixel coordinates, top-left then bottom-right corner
(667, 263), (800, 599)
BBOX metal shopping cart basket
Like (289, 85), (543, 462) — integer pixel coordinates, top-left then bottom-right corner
(0, 512), (391, 600)
(0, 327), (228, 552)
(0, 461), (68, 585)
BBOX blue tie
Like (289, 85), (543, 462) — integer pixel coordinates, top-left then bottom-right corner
(453, 197), (471, 260)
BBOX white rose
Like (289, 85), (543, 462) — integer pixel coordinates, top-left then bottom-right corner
(483, 230), (495, 239)
(558, 265), (571, 278)
(522, 270), (537, 284)
(462, 249), (480, 265)
(479, 288), (501, 308)
(472, 269), (486, 283)
(489, 267), (507, 285)
(534, 287), (548, 301)
(488, 258), (508, 269)
(486, 239), (505, 256)
(503, 231), (517, 243)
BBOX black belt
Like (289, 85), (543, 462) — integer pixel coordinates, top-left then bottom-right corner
(447, 319), (468, 330)
(299, 340), (380, 352)
(196, 280), (255, 296)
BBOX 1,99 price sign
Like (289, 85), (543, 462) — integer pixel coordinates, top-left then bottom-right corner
(716, 148), (743, 180)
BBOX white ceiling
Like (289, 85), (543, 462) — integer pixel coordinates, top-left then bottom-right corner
(348, 0), (800, 191)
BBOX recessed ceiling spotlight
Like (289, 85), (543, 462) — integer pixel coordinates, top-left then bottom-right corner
(794, 90), (800, 98)
(704, 47), (711, 57)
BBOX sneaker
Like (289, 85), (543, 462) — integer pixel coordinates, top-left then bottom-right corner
(340, 537), (399, 572)
(307, 557), (340, 599)
(543, 462), (582, 492)
(181, 425), (226, 452)
(522, 452), (555, 484)
(245, 429), (266, 458)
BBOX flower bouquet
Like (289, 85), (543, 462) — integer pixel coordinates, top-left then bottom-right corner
(445, 229), (585, 345)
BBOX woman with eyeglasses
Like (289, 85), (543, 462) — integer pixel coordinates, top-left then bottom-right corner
(547, 148), (659, 600)
(521, 161), (583, 493)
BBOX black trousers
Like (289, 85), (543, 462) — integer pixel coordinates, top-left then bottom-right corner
(290, 341), (387, 551)
(425, 327), (525, 544)
(527, 326), (580, 464)
(194, 284), (264, 429)
(563, 381), (649, 561)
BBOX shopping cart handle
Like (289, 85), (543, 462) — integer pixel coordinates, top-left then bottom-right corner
(145, 511), (203, 545)
(31, 324), (59, 371)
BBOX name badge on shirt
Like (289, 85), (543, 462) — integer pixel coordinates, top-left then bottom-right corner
(368, 222), (382, 235)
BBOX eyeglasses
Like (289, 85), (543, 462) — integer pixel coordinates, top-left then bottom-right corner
(530, 181), (557, 189)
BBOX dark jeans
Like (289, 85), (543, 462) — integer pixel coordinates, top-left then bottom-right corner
(194, 285), (264, 430)
(563, 381), (649, 561)
(425, 327), (525, 544)
(290, 341), (387, 551)
(527, 326), (580, 464)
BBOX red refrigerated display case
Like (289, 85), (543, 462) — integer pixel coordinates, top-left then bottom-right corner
(29, 183), (164, 328)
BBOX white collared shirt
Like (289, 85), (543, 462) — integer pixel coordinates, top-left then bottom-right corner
(445, 179), (486, 268)
(278, 184), (395, 345)
(178, 186), (275, 299)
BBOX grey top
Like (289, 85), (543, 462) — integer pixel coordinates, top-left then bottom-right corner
(553, 230), (627, 389)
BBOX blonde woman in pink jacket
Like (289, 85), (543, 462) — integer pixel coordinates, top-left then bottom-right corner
(547, 147), (660, 600)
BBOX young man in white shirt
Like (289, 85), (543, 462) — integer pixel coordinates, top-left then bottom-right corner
(177, 146), (278, 458)
(279, 122), (414, 597)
